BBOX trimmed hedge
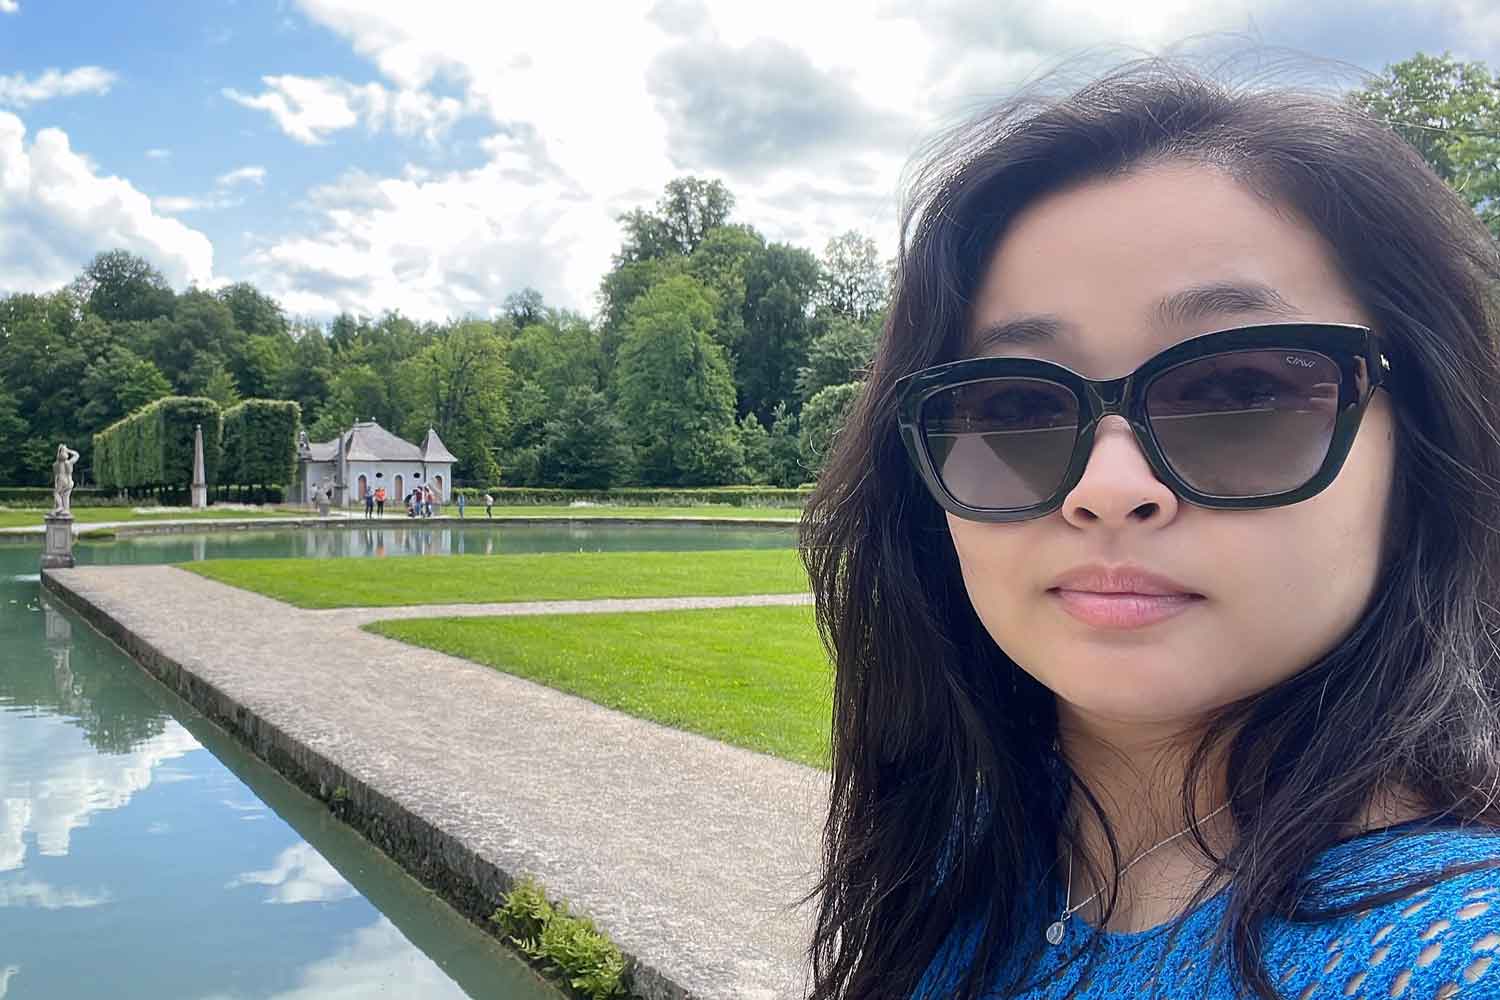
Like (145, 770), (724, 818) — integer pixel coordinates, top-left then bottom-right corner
(452, 486), (813, 507)
(93, 396), (222, 492)
(221, 400), (300, 488)
(0, 486), (113, 507)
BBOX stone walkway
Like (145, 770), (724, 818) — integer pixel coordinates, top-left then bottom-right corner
(42, 564), (825, 1000)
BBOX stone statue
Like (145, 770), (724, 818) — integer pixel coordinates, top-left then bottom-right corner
(297, 429), (311, 457)
(51, 444), (79, 516)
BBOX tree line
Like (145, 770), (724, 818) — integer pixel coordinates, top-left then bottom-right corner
(0, 176), (883, 490)
(0, 52), (1492, 491)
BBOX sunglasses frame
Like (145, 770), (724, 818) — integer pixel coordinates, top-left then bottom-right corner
(895, 322), (1393, 523)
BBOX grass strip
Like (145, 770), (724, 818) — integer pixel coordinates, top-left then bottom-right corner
(184, 548), (809, 609)
(368, 605), (831, 767)
(477, 504), (799, 520)
(0, 506), (303, 529)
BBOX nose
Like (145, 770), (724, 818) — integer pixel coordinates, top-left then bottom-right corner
(1060, 416), (1180, 529)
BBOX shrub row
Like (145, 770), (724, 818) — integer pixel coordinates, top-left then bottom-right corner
(452, 485), (814, 507)
(0, 486), (112, 507)
(93, 396), (223, 492)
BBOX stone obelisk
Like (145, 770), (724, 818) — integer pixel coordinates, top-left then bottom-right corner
(191, 423), (208, 509)
(333, 427), (348, 508)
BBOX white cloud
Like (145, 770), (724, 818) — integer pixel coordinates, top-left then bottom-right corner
(155, 194), (240, 214)
(233, 0), (1500, 318)
(0, 1), (18, 13)
(195, 918), (469, 1000)
(227, 842), (358, 905)
(0, 879), (111, 910)
(246, 146), (609, 321)
(0, 67), (116, 107)
(145, 148), (171, 160)
(0, 709), (201, 871)
(0, 113), (215, 292)
(216, 165), (267, 188)
(223, 75), (466, 145)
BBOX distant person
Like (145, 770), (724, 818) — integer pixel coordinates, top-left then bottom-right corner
(363, 489), (375, 520)
(424, 485), (434, 518)
(457, 491), (466, 518)
(374, 486), (386, 518)
(483, 492), (494, 519)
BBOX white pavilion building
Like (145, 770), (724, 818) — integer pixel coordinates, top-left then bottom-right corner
(297, 421), (458, 506)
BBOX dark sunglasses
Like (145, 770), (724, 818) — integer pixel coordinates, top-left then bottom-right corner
(895, 323), (1393, 523)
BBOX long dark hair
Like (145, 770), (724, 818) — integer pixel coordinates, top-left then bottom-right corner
(799, 57), (1500, 1000)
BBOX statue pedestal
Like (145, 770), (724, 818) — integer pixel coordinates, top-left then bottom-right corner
(41, 513), (75, 569)
(317, 501), (331, 518)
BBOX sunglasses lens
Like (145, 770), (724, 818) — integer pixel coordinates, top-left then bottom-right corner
(1145, 349), (1342, 497)
(921, 377), (1080, 509)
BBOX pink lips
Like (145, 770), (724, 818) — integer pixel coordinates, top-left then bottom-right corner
(1047, 566), (1204, 629)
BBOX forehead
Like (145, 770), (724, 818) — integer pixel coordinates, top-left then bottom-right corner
(967, 163), (1369, 371)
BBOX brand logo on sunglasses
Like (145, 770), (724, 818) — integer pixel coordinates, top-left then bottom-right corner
(1285, 355), (1317, 369)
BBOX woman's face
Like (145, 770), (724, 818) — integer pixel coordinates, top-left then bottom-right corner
(949, 163), (1396, 732)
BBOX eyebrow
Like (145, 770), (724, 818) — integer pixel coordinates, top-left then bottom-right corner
(970, 280), (1304, 352)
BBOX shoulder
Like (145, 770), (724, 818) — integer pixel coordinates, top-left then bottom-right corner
(1272, 828), (1500, 999)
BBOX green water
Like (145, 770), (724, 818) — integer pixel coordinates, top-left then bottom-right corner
(0, 523), (792, 998)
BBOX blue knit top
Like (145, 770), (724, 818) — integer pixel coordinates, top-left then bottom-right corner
(916, 826), (1500, 998)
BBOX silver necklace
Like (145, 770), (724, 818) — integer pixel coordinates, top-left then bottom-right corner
(1045, 802), (1230, 946)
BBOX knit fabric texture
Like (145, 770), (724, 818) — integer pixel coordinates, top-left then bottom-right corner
(915, 827), (1500, 998)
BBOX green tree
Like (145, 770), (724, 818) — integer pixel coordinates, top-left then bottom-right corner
(738, 243), (822, 423)
(599, 177), (737, 358)
(308, 364), (391, 440)
(732, 412), (773, 485)
(283, 324), (334, 425)
(816, 230), (887, 322)
(0, 291), (108, 482)
(394, 320), (510, 485)
(688, 224), (765, 359)
(79, 344), (172, 434)
(538, 387), (633, 488)
(237, 333), (293, 400)
(1349, 52), (1500, 236)
(150, 289), (242, 393)
(797, 315), (878, 403)
(598, 256), (687, 358)
(611, 275), (741, 485)
(75, 249), (176, 324)
(765, 401), (803, 487)
(0, 387), (27, 484)
(503, 287), (547, 328)
(216, 282), (288, 338)
(799, 381), (861, 476)
(615, 177), (735, 263)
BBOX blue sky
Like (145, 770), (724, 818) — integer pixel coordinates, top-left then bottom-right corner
(1, 0), (1498, 322)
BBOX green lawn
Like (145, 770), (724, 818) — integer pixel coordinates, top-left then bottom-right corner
(184, 548), (809, 608)
(368, 605), (832, 767)
(479, 504), (799, 520)
(0, 506), (304, 529)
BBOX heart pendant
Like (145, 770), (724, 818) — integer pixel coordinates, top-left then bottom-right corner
(1045, 920), (1066, 945)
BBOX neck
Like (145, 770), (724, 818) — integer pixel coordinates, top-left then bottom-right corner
(1055, 706), (1231, 931)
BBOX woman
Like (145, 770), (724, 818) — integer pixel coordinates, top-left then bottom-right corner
(801, 60), (1500, 999)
